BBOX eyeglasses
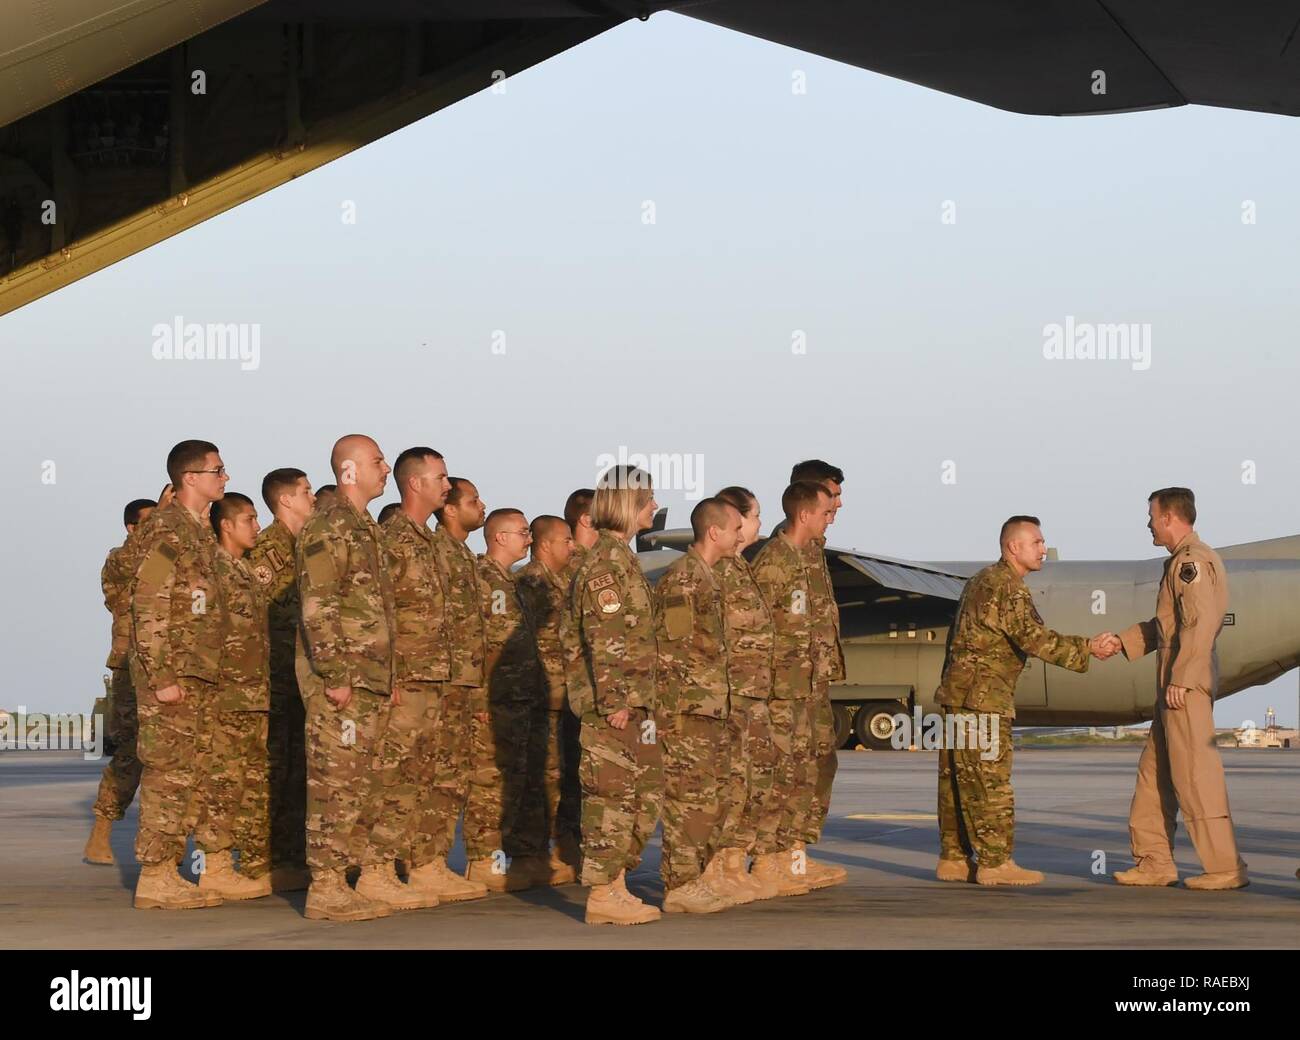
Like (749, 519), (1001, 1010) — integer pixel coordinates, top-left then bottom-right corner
(187, 467), (228, 477)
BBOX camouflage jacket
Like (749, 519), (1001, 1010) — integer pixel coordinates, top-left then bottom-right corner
(655, 546), (730, 718)
(718, 554), (775, 700)
(248, 520), (299, 683)
(1119, 531), (1228, 698)
(102, 542), (133, 669)
(517, 559), (570, 711)
(751, 532), (815, 700)
(214, 548), (270, 712)
(478, 556), (543, 704)
(804, 536), (846, 684)
(383, 511), (450, 683)
(431, 526), (486, 687)
(129, 501), (224, 691)
(295, 496), (396, 696)
(566, 531), (658, 717)
(936, 558), (1089, 719)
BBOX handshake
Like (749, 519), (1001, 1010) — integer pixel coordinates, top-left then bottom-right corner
(1089, 632), (1122, 660)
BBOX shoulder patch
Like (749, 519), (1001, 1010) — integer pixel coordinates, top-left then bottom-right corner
(138, 542), (178, 586)
(157, 542), (178, 562)
(664, 593), (692, 639)
(596, 587), (622, 614)
(1179, 561), (1198, 584)
(1029, 602), (1045, 625)
(304, 540), (325, 557)
(265, 546), (286, 571)
(253, 563), (275, 586)
(587, 571), (616, 593)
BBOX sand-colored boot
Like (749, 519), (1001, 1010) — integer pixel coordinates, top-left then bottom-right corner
(134, 861), (217, 910)
(976, 859), (1044, 886)
(546, 844), (579, 885)
(936, 856), (977, 883)
(356, 861), (439, 910)
(702, 851), (750, 905)
(718, 848), (767, 904)
(304, 869), (391, 921)
(1113, 859), (1179, 887)
(585, 879), (659, 926)
(199, 850), (271, 901)
(751, 850), (812, 896)
(739, 850), (784, 901)
(662, 876), (730, 914)
(1184, 869), (1248, 891)
(511, 853), (574, 887)
(271, 864), (312, 892)
(793, 841), (847, 890)
(408, 858), (489, 902)
(465, 855), (532, 893)
(612, 869), (662, 919)
(84, 817), (115, 865)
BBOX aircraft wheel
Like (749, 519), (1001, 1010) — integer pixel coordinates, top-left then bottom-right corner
(831, 703), (855, 748)
(855, 701), (906, 751)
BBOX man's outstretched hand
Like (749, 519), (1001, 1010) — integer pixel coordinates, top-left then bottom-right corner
(1089, 632), (1122, 660)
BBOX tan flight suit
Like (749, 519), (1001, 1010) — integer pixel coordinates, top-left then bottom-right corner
(1119, 531), (1246, 878)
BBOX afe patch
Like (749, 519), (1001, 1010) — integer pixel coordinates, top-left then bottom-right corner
(596, 587), (622, 614)
(1179, 562), (1199, 584)
(587, 571), (616, 593)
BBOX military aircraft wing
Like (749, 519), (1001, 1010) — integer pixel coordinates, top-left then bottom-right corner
(835, 554), (966, 602)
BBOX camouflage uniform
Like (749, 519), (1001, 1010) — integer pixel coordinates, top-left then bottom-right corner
(566, 531), (663, 887)
(516, 559), (582, 854)
(803, 536), (845, 843)
(426, 526), (487, 858)
(195, 548), (271, 877)
(751, 532), (816, 852)
(463, 555), (543, 862)
(356, 510), (448, 867)
(295, 497), (396, 875)
(92, 536), (147, 821)
(248, 520), (307, 871)
(935, 559), (1089, 867)
(129, 501), (225, 866)
(716, 553), (780, 855)
(655, 547), (731, 891)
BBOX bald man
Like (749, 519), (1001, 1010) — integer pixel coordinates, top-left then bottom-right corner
(936, 515), (1117, 885)
(295, 435), (411, 921)
(516, 515), (581, 882)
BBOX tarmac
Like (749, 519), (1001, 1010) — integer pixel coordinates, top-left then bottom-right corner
(2, 745), (1297, 948)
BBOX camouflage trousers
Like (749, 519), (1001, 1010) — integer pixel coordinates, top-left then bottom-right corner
(660, 712), (730, 891)
(195, 711), (270, 877)
(578, 708), (663, 887)
(516, 706), (582, 856)
(299, 665), (393, 874)
(462, 694), (534, 862)
(937, 709), (1014, 867)
(717, 694), (781, 855)
(769, 696), (813, 852)
(808, 681), (839, 844)
(355, 681), (441, 865)
(426, 683), (476, 859)
(132, 671), (213, 866)
(92, 666), (142, 822)
(267, 673), (307, 869)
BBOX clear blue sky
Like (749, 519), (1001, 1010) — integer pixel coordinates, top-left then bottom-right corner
(1, 12), (1297, 725)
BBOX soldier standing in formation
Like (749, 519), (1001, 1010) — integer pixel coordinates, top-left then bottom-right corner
(1113, 488), (1248, 890)
(130, 442), (228, 910)
(517, 515), (582, 882)
(567, 466), (664, 925)
(935, 515), (1116, 886)
(248, 467), (315, 892)
(84, 495), (157, 865)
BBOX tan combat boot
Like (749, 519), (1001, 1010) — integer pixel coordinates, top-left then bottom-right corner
(585, 880), (659, 926)
(545, 844), (579, 885)
(719, 848), (766, 903)
(356, 861), (439, 910)
(751, 850), (812, 896)
(976, 859), (1044, 886)
(407, 858), (489, 902)
(1113, 859), (1179, 887)
(1184, 869), (1248, 891)
(465, 856), (532, 893)
(134, 861), (218, 910)
(936, 856), (977, 883)
(740, 850), (784, 901)
(509, 854), (573, 887)
(702, 851), (749, 905)
(612, 869), (662, 920)
(555, 832), (582, 874)
(662, 876), (731, 914)
(270, 864), (312, 892)
(84, 817), (115, 865)
(198, 850), (272, 901)
(793, 841), (847, 890)
(304, 869), (391, 921)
